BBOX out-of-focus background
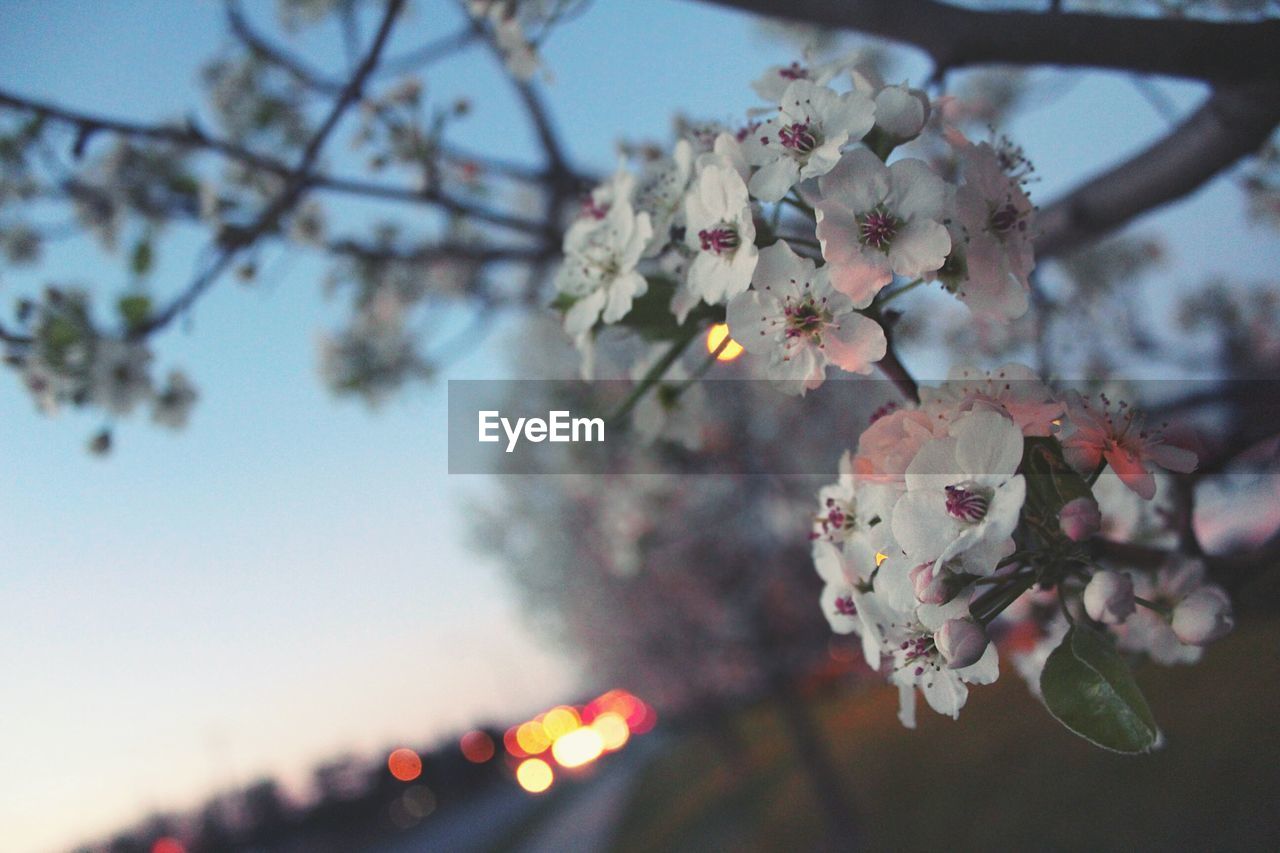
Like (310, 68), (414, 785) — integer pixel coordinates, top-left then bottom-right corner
(2, 1), (1279, 851)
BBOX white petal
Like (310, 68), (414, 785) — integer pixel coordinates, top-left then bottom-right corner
(563, 289), (606, 335)
(823, 312), (886, 375)
(749, 157), (801, 203)
(888, 218), (950, 278)
(952, 409), (1023, 478)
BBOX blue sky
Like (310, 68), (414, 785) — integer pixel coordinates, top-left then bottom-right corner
(1, 1), (1276, 851)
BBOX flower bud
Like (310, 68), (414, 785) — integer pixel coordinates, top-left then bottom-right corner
(934, 618), (989, 670)
(875, 85), (931, 141)
(909, 562), (951, 605)
(1059, 496), (1102, 542)
(1083, 570), (1135, 625)
(1171, 585), (1234, 646)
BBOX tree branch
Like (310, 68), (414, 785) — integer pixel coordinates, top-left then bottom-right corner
(1037, 81), (1280, 259)
(136, 0), (408, 338)
(692, 0), (1280, 82)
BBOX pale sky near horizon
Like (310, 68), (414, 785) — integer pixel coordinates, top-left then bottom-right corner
(1, 2), (1276, 852)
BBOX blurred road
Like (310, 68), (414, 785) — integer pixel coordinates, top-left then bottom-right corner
(371, 736), (663, 853)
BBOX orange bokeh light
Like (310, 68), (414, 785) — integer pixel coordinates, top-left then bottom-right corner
(706, 323), (744, 361)
(515, 720), (551, 755)
(516, 758), (554, 793)
(541, 706), (580, 739)
(460, 729), (495, 763)
(551, 726), (604, 768)
(387, 748), (422, 782)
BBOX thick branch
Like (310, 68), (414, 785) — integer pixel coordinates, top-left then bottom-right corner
(1037, 81), (1280, 259)
(693, 0), (1280, 82)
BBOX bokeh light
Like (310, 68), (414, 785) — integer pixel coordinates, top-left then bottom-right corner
(590, 711), (630, 751)
(541, 705), (580, 739)
(551, 726), (604, 768)
(387, 747), (422, 782)
(459, 729), (495, 763)
(151, 839), (186, 853)
(515, 720), (551, 755)
(515, 758), (554, 793)
(706, 323), (744, 361)
(401, 785), (437, 819)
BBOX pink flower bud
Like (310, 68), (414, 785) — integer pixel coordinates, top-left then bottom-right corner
(909, 562), (951, 605)
(1083, 570), (1135, 625)
(1059, 496), (1102, 542)
(934, 618), (989, 670)
(1171, 585), (1234, 646)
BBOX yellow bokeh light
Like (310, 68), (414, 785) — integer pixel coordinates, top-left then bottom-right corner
(590, 711), (630, 751)
(706, 323), (744, 361)
(551, 726), (605, 768)
(541, 706), (580, 739)
(515, 721), (551, 755)
(516, 758), (554, 793)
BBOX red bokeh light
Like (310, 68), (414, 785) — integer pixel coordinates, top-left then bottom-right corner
(152, 839), (186, 853)
(460, 729), (495, 763)
(387, 747), (422, 782)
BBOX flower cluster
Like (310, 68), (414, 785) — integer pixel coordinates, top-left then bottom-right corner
(808, 364), (1233, 738)
(553, 58), (1038, 395)
(6, 288), (198, 445)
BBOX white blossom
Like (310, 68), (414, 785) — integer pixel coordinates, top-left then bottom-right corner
(725, 241), (885, 393)
(814, 148), (951, 304)
(744, 79), (875, 202)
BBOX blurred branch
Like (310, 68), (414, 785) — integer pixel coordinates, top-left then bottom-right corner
(326, 237), (552, 265)
(1037, 81), (1280, 259)
(226, 0), (345, 94)
(135, 0), (409, 338)
(691, 0), (1280, 82)
(466, 8), (578, 201)
(0, 84), (553, 236)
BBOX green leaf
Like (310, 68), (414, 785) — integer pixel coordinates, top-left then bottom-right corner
(1021, 436), (1093, 517)
(130, 239), (154, 278)
(549, 292), (577, 312)
(1040, 624), (1161, 754)
(118, 295), (152, 332)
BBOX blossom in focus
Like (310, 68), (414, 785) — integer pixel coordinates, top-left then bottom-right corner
(938, 136), (1036, 322)
(808, 450), (897, 554)
(744, 79), (875, 202)
(891, 409), (1026, 574)
(633, 140), (694, 257)
(814, 148), (950, 304)
(852, 404), (944, 486)
(885, 596), (1000, 727)
(918, 363), (1064, 437)
(725, 241), (886, 393)
(813, 538), (895, 667)
(750, 54), (858, 103)
(683, 157), (758, 303)
(852, 70), (930, 143)
(1060, 392), (1198, 500)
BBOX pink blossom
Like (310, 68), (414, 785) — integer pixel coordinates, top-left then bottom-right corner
(1060, 392), (1198, 500)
